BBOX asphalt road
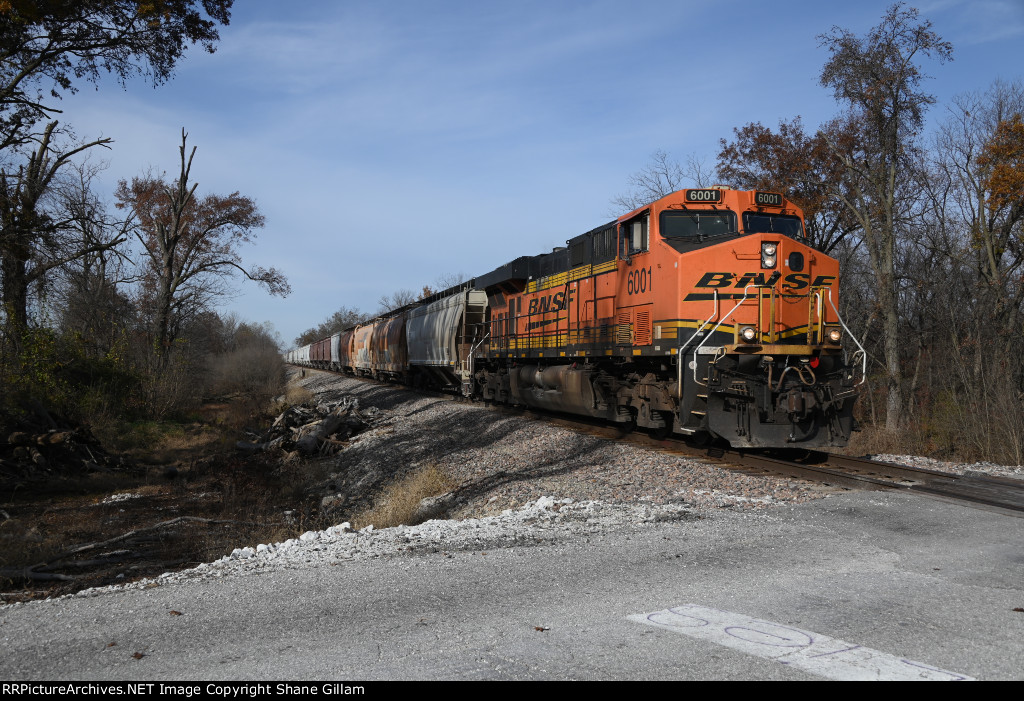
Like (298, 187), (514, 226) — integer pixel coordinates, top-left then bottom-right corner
(1, 490), (1021, 680)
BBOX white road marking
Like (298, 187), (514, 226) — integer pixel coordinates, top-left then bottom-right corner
(628, 604), (974, 680)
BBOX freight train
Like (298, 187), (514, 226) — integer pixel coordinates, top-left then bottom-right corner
(288, 187), (864, 449)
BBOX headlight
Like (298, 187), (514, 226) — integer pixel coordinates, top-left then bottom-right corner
(740, 326), (758, 342)
(762, 243), (777, 256)
(763, 256), (776, 268)
(827, 328), (842, 343)
(761, 242), (778, 269)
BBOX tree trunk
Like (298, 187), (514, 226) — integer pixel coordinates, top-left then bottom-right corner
(152, 270), (175, 364)
(882, 298), (903, 432)
(1, 248), (29, 345)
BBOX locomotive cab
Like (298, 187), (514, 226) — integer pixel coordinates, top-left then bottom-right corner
(645, 188), (862, 447)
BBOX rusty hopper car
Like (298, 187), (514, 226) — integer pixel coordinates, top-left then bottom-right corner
(372, 313), (409, 381)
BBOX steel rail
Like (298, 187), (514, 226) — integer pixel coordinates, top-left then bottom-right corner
(701, 448), (1024, 515)
(821, 454), (1024, 514)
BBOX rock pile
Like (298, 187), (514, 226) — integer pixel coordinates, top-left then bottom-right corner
(1, 414), (130, 487)
(237, 397), (380, 460)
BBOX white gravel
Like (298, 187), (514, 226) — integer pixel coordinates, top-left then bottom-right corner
(97, 492), (143, 505)
(4, 495), (697, 606)
(872, 454), (1024, 480)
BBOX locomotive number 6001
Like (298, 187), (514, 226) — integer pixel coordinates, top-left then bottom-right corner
(627, 267), (652, 295)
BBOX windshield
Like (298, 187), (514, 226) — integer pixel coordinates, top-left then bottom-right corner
(743, 213), (805, 239)
(660, 211), (737, 240)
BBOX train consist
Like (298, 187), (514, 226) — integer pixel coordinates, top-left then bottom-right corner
(288, 187), (864, 449)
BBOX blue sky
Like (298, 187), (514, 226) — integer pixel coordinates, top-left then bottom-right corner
(55, 0), (1024, 347)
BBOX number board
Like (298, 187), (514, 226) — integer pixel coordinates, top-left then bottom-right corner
(754, 191), (783, 207)
(685, 189), (722, 203)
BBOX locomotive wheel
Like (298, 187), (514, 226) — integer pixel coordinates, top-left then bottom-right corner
(650, 412), (673, 440)
(688, 430), (713, 449)
(616, 408), (638, 435)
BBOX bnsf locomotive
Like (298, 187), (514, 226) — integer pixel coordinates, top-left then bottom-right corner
(288, 187), (864, 449)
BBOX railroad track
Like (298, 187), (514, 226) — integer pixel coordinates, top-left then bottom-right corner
(297, 367), (1024, 517)
(695, 446), (1024, 517)
(500, 405), (1024, 516)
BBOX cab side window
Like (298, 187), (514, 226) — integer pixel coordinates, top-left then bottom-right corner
(620, 214), (649, 257)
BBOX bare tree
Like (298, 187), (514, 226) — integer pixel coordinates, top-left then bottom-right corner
(115, 129), (290, 362)
(433, 271), (468, 291)
(294, 305), (368, 347)
(54, 156), (137, 357)
(932, 81), (1024, 359)
(818, 3), (953, 431)
(0, 121), (124, 342)
(209, 316), (286, 414)
(611, 149), (711, 212)
(418, 271), (469, 300)
(376, 288), (417, 315)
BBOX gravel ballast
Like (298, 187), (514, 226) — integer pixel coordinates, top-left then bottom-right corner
(299, 370), (833, 519)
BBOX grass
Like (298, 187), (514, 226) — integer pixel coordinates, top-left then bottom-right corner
(95, 419), (232, 464)
(350, 464), (457, 530)
(283, 384), (315, 407)
(843, 424), (927, 458)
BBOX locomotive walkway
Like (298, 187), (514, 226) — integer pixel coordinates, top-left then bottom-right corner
(1, 488), (1021, 680)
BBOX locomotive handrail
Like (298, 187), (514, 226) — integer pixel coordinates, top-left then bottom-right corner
(469, 332), (490, 359)
(290, 187), (860, 452)
(677, 290), (719, 399)
(823, 287), (867, 386)
(676, 286), (753, 392)
(691, 286), (754, 387)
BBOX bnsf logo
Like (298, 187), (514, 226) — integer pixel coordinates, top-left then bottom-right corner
(527, 288), (576, 314)
(696, 272), (836, 290)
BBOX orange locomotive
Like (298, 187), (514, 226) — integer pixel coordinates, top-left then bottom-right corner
(471, 187), (863, 448)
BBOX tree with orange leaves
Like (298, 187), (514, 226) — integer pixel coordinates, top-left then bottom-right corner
(975, 112), (1024, 349)
(980, 115), (1024, 216)
(933, 82), (1024, 357)
(716, 116), (861, 254)
(116, 129), (289, 362)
